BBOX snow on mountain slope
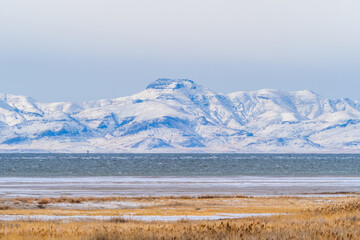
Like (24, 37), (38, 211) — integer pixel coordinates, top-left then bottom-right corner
(0, 78), (359, 153)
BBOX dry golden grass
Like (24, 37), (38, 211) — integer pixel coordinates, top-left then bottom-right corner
(0, 195), (357, 217)
(0, 196), (359, 239)
(306, 198), (360, 215)
(0, 208), (360, 239)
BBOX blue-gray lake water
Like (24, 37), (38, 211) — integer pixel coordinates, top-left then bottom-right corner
(1, 154), (360, 197)
(0, 153), (360, 177)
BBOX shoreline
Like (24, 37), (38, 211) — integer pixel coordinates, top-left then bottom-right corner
(1, 176), (360, 198)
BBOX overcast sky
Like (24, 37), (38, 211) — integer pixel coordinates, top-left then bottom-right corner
(1, 0), (360, 102)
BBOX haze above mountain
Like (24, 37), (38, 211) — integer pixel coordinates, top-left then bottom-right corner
(0, 78), (359, 153)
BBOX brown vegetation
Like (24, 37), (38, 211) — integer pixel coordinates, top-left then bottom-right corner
(37, 198), (51, 205)
(0, 205), (11, 210)
(11, 194), (250, 205)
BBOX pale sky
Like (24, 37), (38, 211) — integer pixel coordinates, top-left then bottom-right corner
(1, 0), (360, 102)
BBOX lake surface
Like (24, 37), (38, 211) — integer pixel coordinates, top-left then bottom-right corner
(1, 153), (360, 197)
(1, 153), (360, 177)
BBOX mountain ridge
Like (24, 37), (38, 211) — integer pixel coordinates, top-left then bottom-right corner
(0, 78), (359, 153)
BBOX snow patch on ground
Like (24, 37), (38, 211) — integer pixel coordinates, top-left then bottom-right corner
(47, 201), (155, 210)
(0, 213), (278, 222)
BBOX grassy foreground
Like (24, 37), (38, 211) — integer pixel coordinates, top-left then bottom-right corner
(0, 196), (360, 239)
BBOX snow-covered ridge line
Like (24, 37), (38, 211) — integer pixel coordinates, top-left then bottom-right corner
(0, 78), (359, 153)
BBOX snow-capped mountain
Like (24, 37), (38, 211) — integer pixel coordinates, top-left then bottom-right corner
(0, 78), (359, 153)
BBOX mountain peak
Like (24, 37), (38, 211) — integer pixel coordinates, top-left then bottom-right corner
(1, 79), (360, 153)
(146, 78), (199, 90)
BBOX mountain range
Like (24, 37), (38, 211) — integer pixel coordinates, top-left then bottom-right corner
(1, 78), (359, 153)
